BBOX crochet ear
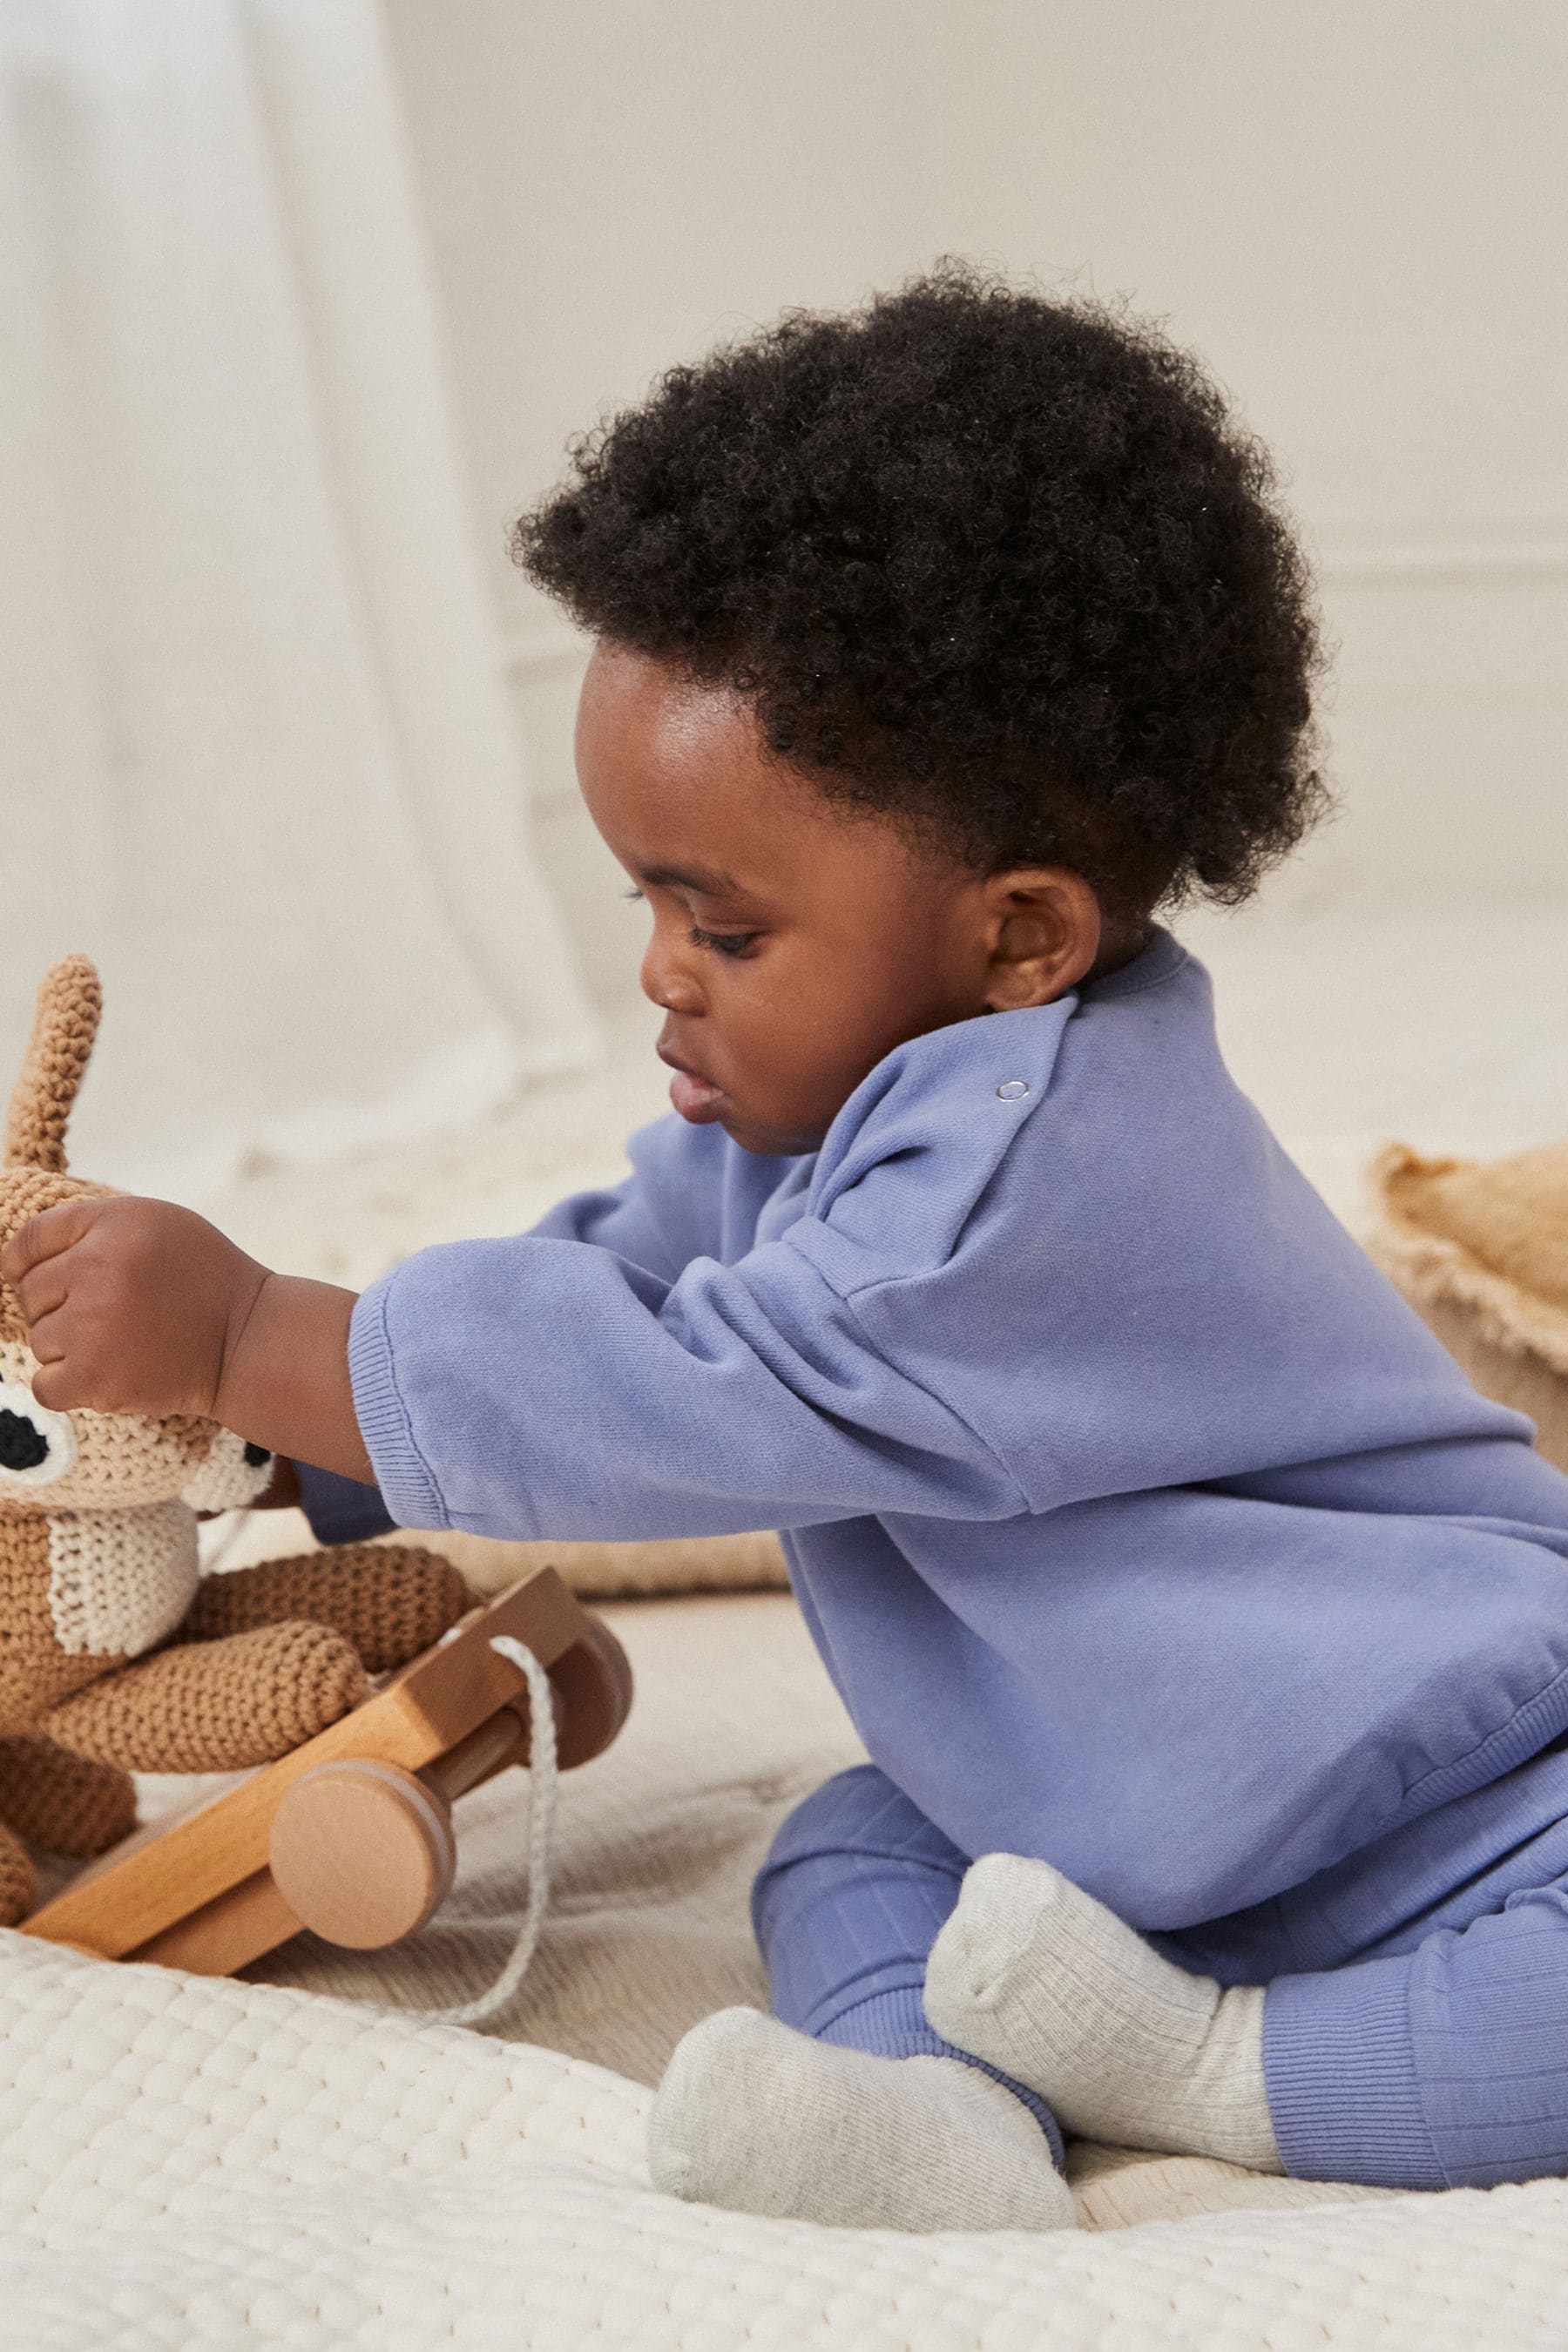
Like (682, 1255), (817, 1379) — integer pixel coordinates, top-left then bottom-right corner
(3, 956), (103, 1174)
(180, 1426), (279, 1515)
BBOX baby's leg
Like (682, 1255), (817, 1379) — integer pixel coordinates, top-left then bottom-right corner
(925, 1854), (1281, 2169)
(650, 1765), (1073, 2231)
(928, 1852), (1568, 2190)
(1264, 1882), (1568, 2188)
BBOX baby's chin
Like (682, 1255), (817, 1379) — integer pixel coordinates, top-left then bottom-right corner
(666, 1071), (788, 1153)
(717, 1105), (833, 1159)
(666, 1064), (838, 1157)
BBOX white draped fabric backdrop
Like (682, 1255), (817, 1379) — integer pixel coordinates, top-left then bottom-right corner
(0, 0), (598, 1201)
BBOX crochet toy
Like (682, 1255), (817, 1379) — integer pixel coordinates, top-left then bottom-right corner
(1369, 1139), (1568, 1477)
(0, 955), (471, 1928)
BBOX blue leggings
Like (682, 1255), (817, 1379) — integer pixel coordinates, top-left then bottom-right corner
(756, 1759), (1568, 2192)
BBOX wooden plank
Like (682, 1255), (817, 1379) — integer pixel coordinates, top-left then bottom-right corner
(127, 1869), (300, 1977)
(23, 1571), (589, 1962)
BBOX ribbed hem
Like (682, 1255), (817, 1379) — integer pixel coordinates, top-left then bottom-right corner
(815, 1979), (935, 2055)
(1264, 1956), (1447, 2189)
(347, 1278), (449, 1532)
(817, 1984), (1066, 2168)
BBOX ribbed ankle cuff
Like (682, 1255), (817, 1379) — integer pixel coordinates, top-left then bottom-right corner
(815, 1984), (1066, 2167)
(1264, 1955), (1446, 2189)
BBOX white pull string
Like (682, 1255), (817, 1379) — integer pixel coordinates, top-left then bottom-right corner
(429, 1634), (559, 2030)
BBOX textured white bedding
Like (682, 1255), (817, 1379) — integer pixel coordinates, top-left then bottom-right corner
(5, 1926), (1566, 2351)
(3, 1590), (1562, 2347)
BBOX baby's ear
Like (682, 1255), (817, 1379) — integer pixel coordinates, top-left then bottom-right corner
(980, 868), (1103, 1011)
(181, 1425), (276, 1515)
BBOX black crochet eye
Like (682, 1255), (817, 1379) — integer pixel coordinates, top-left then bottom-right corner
(0, 1409), (50, 1473)
(243, 1442), (272, 1469)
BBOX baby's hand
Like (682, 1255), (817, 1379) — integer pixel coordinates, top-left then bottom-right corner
(0, 1196), (268, 1420)
(2, 1198), (372, 1480)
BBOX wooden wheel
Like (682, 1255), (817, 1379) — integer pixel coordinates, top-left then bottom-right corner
(268, 1760), (457, 1950)
(551, 1618), (633, 1769)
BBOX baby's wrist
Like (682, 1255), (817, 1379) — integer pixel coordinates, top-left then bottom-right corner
(213, 1271), (372, 1483)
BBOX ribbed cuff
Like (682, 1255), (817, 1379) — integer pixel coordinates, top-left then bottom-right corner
(1264, 1955), (1447, 2189)
(347, 1278), (449, 1533)
(816, 1984), (1066, 2167)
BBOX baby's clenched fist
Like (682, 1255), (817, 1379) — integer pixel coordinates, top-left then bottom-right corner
(0, 1195), (270, 1422)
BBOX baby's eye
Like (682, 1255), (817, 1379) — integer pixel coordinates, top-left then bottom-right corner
(689, 926), (760, 959)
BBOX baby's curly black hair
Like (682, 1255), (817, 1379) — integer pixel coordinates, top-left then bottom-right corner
(516, 265), (1326, 916)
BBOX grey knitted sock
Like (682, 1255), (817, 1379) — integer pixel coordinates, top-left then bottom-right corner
(924, 1853), (1283, 2172)
(648, 2006), (1078, 2233)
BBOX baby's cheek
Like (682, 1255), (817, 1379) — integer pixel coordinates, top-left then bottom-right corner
(742, 1027), (816, 1119)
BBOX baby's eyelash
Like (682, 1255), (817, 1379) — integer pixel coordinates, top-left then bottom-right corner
(621, 887), (755, 956)
(690, 926), (760, 959)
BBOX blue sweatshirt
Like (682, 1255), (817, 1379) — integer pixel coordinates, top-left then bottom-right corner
(343, 929), (1568, 1933)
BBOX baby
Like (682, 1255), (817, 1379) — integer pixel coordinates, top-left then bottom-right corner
(10, 267), (1568, 2233)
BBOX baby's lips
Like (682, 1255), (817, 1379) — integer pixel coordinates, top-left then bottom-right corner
(669, 1068), (727, 1123)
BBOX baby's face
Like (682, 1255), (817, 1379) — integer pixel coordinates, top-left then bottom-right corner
(577, 645), (1012, 1155)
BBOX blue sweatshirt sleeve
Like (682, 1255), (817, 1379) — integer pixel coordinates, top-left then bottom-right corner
(525, 1113), (745, 1281)
(345, 1014), (1069, 1541)
(348, 1230), (1029, 1540)
(293, 1119), (735, 1542)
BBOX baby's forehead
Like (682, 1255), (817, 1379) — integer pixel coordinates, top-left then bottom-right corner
(580, 652), (949, 907)
(580, 645), (770, 809)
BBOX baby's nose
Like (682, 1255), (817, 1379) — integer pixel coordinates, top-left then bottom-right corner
(640, 937), (703, 1015)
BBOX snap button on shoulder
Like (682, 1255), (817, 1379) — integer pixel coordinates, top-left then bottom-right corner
(996, 1078), (1030, 1100)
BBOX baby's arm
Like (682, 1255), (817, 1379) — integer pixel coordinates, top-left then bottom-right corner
(2, 1122), (1024, 1544)
(0, 1195), (373, 1479)
(0, 1118), (736, 1517)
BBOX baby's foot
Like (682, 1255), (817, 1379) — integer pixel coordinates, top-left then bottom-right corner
(925, 1853), (1282, 2172)
(648, 2006), (1076, 2233)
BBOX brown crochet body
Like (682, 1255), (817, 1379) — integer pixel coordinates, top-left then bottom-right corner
(0, 956), (470, 1923)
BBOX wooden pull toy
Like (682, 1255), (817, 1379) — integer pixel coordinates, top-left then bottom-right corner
(23, 1567), (631, 1974)
(0, 956), (632, 1975)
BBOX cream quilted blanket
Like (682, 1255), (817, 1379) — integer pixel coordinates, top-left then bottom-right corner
(3, 1592), (1565, 2348)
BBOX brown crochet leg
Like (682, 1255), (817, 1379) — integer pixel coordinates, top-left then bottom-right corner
(0, 1814), (35, 1927)
(0, 1738), (136, 1855)
(177, 1545), (470, 1673)
(43, 1621), (369, 1774)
